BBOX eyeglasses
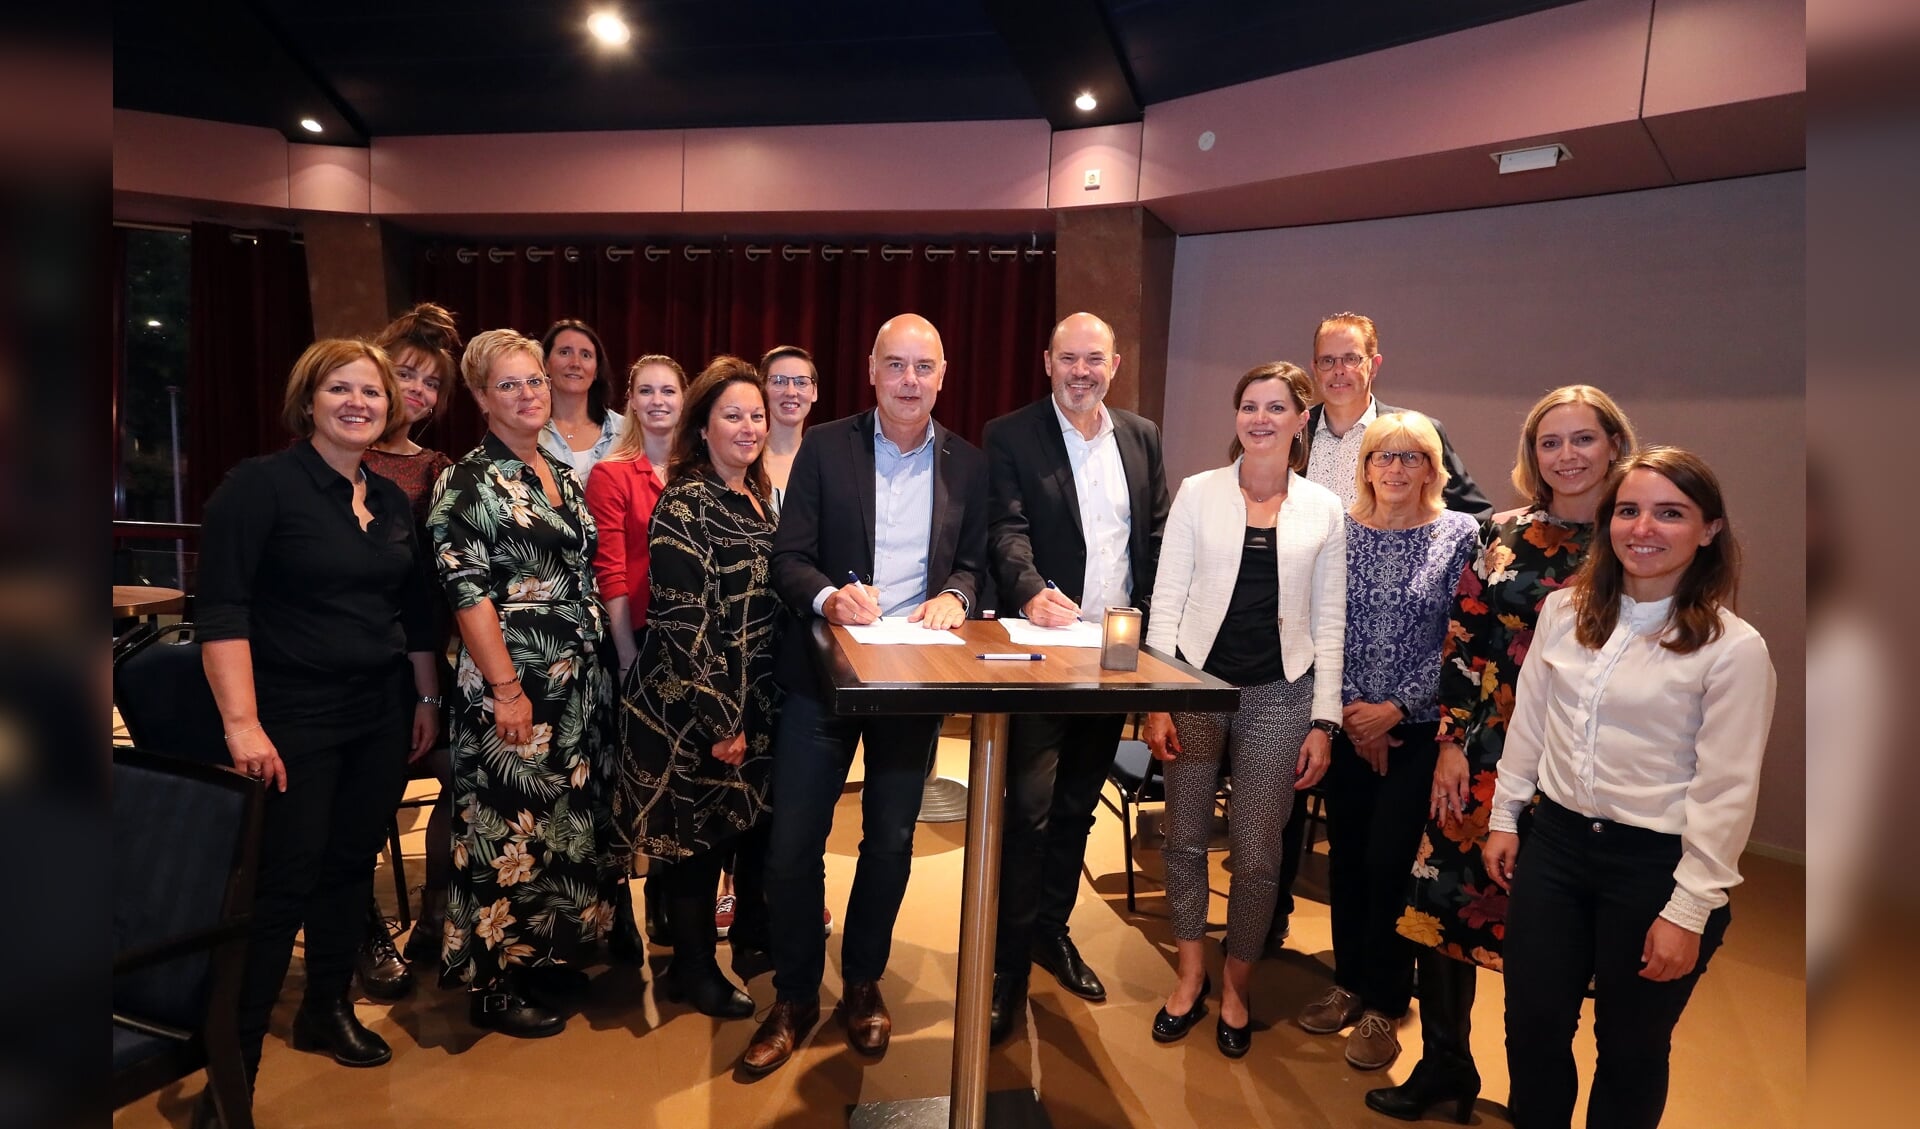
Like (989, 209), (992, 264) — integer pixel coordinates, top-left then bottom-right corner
(1314, 353), (1370, 371)
(1368, 450), (1430, 468)
(768, 374), (814, 389)
(493, 376), (549, 395)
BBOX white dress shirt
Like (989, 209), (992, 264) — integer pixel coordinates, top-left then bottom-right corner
(1050, 398), (1133, 617)
(1491, 589), (1777, 933)
(1307, 396), (1378, 509)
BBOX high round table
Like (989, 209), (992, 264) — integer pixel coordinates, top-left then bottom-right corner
(113, 585), (186, 619)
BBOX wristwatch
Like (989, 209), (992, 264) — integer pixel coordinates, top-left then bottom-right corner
(1310, 719), (1341, 738)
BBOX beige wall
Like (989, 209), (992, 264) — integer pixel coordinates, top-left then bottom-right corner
(1162, 172), (1806, 853)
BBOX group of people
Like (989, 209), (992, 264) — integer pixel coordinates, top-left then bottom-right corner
(190, 302), (1774, 1129)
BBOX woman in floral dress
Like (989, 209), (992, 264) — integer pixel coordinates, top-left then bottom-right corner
(1366, 386), (1637, 1122)
(427, 328), (615, 1039)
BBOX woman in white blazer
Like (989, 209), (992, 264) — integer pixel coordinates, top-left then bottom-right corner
(1142, 361), (1346, 1058)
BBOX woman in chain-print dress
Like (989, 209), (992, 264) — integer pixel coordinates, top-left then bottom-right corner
(427, 433), (617, 991)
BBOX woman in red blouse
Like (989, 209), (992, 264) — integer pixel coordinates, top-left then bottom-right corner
(585, 353), (686, 962)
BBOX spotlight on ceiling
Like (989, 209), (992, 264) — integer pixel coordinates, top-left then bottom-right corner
(299, 118), (323, 134)
(146, 318), (162, 328)
(587, 10), (632, 46)
(1075, 91), (1097, 112)
(1491, 142), (1571, 175)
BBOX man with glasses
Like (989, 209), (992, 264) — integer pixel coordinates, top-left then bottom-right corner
(1272, 313), (1490, 956)
(981, 312), (1169, 1044)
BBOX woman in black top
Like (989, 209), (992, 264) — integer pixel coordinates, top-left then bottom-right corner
(198, 339), (442, 1111)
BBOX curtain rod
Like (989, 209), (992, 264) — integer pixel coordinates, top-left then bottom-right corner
(424, 242), (1054, 265)
(113, 220), (303, 246)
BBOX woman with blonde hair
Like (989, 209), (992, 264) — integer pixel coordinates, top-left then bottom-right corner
(1297, 411), (1477, 1074)
(1487, 447), (1774, 1128)
(428, 329), (614, 1038)
(1143, 361), (1346, 1058)
(1368, 385), (1636, 1122)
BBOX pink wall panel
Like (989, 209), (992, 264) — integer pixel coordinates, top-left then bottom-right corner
(1048, 123), (1143, 208)
(1644, 92), (1806, 184)
(682, 120), (1051, 214)
(288, 144), (371, 213)
(1138, 0), (1653, 201)
(113, 109), (288, 209)
(1644, 0), (1806, 117)
(369, 130), (684, 215)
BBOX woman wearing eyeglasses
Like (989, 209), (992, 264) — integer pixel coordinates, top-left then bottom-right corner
(1296, 412), (1476, 1073)
(427, 329), (614, 1039)
(585, 354), (686, 961)
(760, 344), (820, 515)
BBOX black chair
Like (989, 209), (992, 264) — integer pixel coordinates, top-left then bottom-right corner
(1101, 720), (1232, 914)
(113, 746), (265, 1128)
(113, 623), (225, 766)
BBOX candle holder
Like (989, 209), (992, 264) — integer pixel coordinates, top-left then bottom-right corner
(1100, 607), (1142, 671)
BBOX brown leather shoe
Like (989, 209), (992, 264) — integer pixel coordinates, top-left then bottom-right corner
(741, 998), (820, 1077)
(840, 979), (892, 1055)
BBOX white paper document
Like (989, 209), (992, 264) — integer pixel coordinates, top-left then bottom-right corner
(1000, 617), (1104, 649)
(843, 616), (967, 645)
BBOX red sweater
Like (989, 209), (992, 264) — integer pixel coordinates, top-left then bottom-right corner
(584, 457), (665, 631)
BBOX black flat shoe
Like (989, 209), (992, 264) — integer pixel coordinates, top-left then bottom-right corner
(1363, 1055), (1481, 1123)
(1216, 1014), (1252, 1059)
(469, 981), (566, 1038)
(663, 959), (754, 1019)
(1151, 974), (1211, 1043)
(1033, 934), (1106, 1001)
(291, 992), (392, 1066)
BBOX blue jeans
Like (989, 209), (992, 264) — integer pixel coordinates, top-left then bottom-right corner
(763, 691), (941, 1001)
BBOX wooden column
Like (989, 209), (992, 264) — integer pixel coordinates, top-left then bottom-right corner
(300, 214), (411, 339)
(1054, 205), (1175, 425)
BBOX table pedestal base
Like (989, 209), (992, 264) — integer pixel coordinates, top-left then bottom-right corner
(917, 775), (970, 823)
(848, 1090), (1052, 1129)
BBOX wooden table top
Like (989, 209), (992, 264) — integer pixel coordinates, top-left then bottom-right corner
(113, 585), (186, 618)
(808, 618), (1240, 716)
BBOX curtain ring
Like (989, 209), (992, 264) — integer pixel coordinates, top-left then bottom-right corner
(987, 247), (1016, 262)
(524, 247), (553, 262)
(424, 247), (440, 264)
(781, 244), (812, 262)
(486, 247), (514, 264)
(684, 245), (712, 261)
(644, 245), (668, 262)
(562, 246), (582, 263)
(923, 246), (954, 262)
(818, 245), (842, 262)
(606, 246), (634, 262)
(880, 244), (910, 262)
(743, 245), (769, 262)
(454, 248), (477, 265)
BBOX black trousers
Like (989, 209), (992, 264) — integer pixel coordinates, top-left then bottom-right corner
(1504, 798), (1731, 1129)
(237, 714), (409, 1079)
(1324, 723), (1437, 1017)
(993, 711), (1127, 979)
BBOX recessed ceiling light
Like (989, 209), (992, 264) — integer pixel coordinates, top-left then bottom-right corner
(587, 10), (631, 46)
(145, 318), (162, 328)
(299, 118), (323, 134)
(1075, 92), (1097, 112)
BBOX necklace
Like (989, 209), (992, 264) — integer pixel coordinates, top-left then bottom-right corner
(1239, 468), (1286, 504)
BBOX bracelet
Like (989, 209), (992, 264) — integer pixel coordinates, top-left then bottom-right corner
(492, 688), (525, 705)
(418, 694), (443, 706)
(486, 675), (519, 687)
(224, 723), (263, 742)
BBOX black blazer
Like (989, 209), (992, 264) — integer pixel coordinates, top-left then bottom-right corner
(984, 397), (1170, 623)
(770, 409), (989, 692)
(1304, 399), (1493, 519)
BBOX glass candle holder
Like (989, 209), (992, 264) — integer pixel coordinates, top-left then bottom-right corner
(1101, 607), (1142, 671)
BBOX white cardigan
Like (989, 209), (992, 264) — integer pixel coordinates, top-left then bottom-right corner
(1145, 461), (1347, 722)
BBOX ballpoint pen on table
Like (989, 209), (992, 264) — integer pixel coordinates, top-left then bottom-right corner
(977, 653), (1045, 661)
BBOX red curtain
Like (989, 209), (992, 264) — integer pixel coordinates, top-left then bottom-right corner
(410, 240), (1056, 452)
(184, 223), (314, 519)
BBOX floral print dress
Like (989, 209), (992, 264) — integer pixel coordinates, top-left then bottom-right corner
(427, 434), (616, 987)
(1395, 507), (1594, 971)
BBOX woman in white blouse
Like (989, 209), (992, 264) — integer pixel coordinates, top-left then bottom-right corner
(1484, 446), (1775, 1129)
(1142, 361), (1346, 1058)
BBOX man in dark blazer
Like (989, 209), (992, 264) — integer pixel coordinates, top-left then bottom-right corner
(743, 313), (989, 1077)
(982, 312), (1170, 1044)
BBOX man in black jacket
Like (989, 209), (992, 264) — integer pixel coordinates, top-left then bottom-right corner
(743, 313), (989, 1076)
(981, 312), (1170, 1043)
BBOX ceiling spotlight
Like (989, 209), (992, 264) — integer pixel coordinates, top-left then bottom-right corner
(587, 10), (632, 46)
(1074, 91), (1097, 112)
(299, 118), (323, 134)
(145, 318), (162, 328)
(1491, 142), (1570, 175)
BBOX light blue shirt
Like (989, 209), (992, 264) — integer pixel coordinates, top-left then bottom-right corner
(871, 418), (938, 617)
(538, 409), (625, 486)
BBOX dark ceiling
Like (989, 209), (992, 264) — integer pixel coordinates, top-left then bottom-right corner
(114, 1), (1580, 145)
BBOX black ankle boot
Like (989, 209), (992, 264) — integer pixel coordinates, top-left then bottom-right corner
(609, 884), (648, 964)
(291, 991), (392, 1066)
(469, 974), (566, 1039)
(354, 901), (414, 1001)
(663, 957), (754, 1019)
(1363, 1054), (1481, 1123)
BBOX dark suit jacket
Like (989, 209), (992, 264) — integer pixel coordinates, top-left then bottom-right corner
(983, 397), (1170, 625)
(769, 409), (989, 693)
(1304, 399), (1493, 519)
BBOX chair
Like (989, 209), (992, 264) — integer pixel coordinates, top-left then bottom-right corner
(1101, 719), (1232, 914)
(113, 623), (225, 766)
(385, 758), (442, 930)
(113, 746), (265, 1128)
